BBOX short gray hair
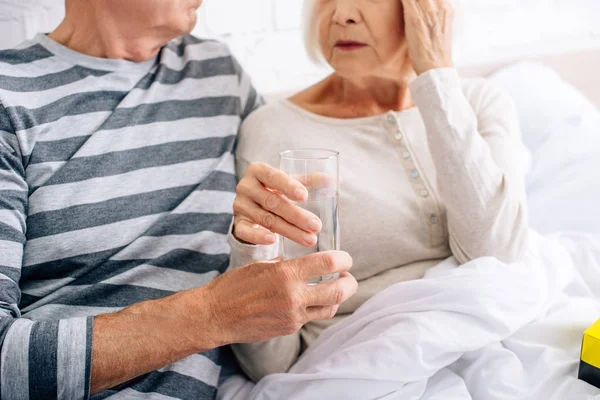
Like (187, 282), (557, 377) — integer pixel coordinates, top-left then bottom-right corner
(302, 0), (323, 65)
(302, 0), (464, 66)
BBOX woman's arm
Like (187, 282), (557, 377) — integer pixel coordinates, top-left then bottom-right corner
(232, 335), (302, 383)
(401, 0), (529, 263)
(411, 69), (529, 263)
(228, 216), (304, 382)
(228, 154), (316, 382)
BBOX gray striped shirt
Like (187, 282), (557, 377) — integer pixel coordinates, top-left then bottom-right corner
(0, 33), (261, 399)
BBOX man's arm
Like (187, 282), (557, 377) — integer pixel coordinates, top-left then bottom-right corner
(90, 251), (357, 394)
(0, 108), (358, 398)
(234, 56), (264, 121)
(90, 290), (213, 394)
(0, 112), (99, 399)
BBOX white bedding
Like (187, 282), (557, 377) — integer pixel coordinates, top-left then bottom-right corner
(218, 231), (600, 400)
(218, 63), (600, 399)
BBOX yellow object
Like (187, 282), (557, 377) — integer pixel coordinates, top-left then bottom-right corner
(580, 319), (600, 388)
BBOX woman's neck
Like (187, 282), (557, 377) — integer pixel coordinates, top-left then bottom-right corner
(331, 73), (416, 113)
(292, 68), (418, 119)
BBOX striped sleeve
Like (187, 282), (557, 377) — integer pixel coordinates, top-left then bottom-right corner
(0, 104), (93, 400)
(232, 57), (264, 121)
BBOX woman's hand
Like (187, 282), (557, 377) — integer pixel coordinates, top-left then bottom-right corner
(401, 0), (454, 75)
(233, 162), (322, 246)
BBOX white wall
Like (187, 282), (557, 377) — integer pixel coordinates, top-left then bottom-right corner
(0, 1), (64, 49)
(1, 0), (599, 94)
(194, 0), (600, 93)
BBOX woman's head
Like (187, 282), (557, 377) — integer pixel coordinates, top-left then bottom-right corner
(304, 0), (408, 78)
(303, 0), (462, 78)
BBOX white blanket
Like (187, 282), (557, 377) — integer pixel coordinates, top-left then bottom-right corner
(218, 231), (600, 400)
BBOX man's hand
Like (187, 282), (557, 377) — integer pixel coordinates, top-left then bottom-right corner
(401, 0), (454, 75)
(233, 162), (323, 247)
(91, 251), (356, 394)
(201, 251), (357, 345)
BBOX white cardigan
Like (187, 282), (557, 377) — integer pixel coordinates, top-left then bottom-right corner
(228, 68), (530, 382)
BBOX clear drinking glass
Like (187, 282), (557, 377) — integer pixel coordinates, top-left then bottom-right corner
(279, 149), (340, 285)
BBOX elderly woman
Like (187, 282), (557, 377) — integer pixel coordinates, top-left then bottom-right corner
(228, 0), (529, 382)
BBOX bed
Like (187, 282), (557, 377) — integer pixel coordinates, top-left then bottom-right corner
(219, 49), (600, 400)
(459, 49), (600, 110)
(2, 5), (600, 394)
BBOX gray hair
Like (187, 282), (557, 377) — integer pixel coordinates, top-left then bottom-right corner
(302, 0), (324, 66)
(302, 0), (464, 66)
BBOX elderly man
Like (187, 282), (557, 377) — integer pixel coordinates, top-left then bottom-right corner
(0, 0), (358, 399)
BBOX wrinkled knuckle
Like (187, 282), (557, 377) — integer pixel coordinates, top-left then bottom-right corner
(285, 292), (303, 311)
(321, 253), (336, 273)
(281, 292), (295, 313)
(272, 261), (293, 284)
(281, 326), (295, 336)
(277, 315), (295, 335)
(260, 212), (276, 230)
(274, 261), (291, 280)
(282, 267), (298, 286)
(265, 168), (278, 185)
(283, 321), (302, 336)
(232, 199), (243, 214)
(265, 192), (282, 211)
(332, 287), (345, 305)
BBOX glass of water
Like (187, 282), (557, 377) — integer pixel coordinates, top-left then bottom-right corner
(279, 149), (340, 285)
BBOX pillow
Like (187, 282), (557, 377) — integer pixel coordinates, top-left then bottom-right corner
(489, 63), (600, 235)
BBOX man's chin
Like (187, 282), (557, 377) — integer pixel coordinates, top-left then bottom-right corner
(169, 12), (197, 38)
(186, 9), (198, 34)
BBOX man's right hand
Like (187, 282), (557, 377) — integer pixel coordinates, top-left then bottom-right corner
(199, 251), (357, 346)
(90, 251), (355, 394)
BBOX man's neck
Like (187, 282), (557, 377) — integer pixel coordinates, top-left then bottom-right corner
(48, 2), (165, 62)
